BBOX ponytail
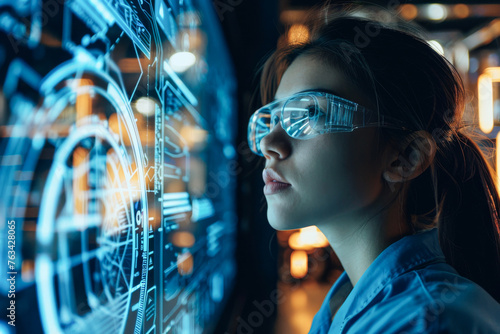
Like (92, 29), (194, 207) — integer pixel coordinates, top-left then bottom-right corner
(407, 130), (500, 303)
(438, 132), (500, 302)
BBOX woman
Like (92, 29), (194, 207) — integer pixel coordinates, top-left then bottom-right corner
(247, 6), (500, 334)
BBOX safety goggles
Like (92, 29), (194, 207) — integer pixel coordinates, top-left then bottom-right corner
(247, 91), (413, 156)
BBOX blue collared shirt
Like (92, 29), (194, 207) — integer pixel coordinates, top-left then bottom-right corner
(308, 228), (500, 333)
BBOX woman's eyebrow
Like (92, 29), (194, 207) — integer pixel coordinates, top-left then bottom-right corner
(272, 88), (342, 102)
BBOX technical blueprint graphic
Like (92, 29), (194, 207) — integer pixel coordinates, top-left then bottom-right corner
(0, 0), (237, 333)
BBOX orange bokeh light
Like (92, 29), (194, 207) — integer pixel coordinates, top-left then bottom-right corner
(453, 4), (469, 19)
(177, 251), (194, 276)
(172, 231), (196, 248)
(288, 24), (309, 45)
(400, 4), (418, 21)
(290, 250), (308, 279)
(478, 67), (500, 134)
(288, 226), (329, 250)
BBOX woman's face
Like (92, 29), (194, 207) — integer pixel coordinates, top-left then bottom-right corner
(260, 54), (388, 230)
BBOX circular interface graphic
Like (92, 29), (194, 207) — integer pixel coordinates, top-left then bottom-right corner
(0, 60), (148, 333)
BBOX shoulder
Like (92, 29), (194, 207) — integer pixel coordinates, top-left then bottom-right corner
(349, 267), (500, 333)
(409, 268), (500, 333)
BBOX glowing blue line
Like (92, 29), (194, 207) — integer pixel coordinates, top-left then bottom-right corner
(163, 124), (189, 158)
(55, 248), (103, 274)
(162, 192), (189, 200)
(163, 262), (178, 275)
(97, 223), (134, 237)
(87, 0), (150, 58)
(58, 224), (76, 323)
(55, 214), (102, 231)
(87, 0), (115, 25)
(191, 198), (215, 222)
(163, 205), (192, 216)
(128, 42), (144, 103)
(162, 60), (198, 106)
(36, 254), (62, 334)
(98, 239), (133, 249)
(3, 58), (42, 98)
(162, 199), (190, 208)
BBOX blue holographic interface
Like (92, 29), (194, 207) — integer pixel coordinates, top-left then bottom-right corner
(0, 0), (237, 333)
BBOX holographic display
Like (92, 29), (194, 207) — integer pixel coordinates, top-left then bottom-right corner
(0, 0), (237, 333)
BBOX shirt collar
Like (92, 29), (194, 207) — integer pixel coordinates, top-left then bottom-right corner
(331, 227), (446, 330)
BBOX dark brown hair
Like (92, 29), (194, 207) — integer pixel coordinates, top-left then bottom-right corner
(258, 6), (500, 302)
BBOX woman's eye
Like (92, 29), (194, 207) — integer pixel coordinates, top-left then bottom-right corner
(271, 114), (279, 127)
(307, 106), (318, 118)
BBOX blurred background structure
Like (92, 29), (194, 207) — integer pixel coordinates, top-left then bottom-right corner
(0, 1), (499, 334)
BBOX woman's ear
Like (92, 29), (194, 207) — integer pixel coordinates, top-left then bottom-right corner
(382, 130), (437, 183)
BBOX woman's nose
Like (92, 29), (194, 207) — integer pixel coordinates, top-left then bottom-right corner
(259, 122), (291, 160)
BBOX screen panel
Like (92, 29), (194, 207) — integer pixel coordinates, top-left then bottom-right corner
(0, 1), (237, 333)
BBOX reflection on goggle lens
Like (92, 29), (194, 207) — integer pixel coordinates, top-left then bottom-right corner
(284, 95), (324, 139)
(247, 91), (410, 156)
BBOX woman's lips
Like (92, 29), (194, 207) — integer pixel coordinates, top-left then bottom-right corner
(262, 168), (290, 185)
(264, 181), (292, 195)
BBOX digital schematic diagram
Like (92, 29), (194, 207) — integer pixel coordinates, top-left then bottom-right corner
(0, 57), (150, 333)
(0, 0), (238, 334)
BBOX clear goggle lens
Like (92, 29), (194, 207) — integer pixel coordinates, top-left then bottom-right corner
(247, 92), (409, 156)
(282, 94), (326, 139)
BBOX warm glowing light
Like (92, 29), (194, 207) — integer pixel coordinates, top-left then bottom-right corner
(291, 313), (314, 333)
(426, 4), (447, 21)
(21, 260), (35, 282)
(301, 226), (326, 246)
(491, 20), (500, 38)
(108, 113), (132, 146)
(400, 4), (418, 21)
(134, 97), (157, 117)
(179, 126), (208, 150)
(71, 79), (93, 122)
(288, 232), (306, 250)
(288, 24), (309, 45)
(478, 73), (494, 134)
(117, 58), (150, 73)
(73, 147), (89, 217)
(289, 287), (307, 309)
(187, 157), (207, 197)
(478, 67), (500, 134)
(177, 251), (194, 276)
(453, 4), (469, 19)
(172, 231), (195, 248)
(176, 28), (204, 50)
(486, 67), (500, 78)
(290, 250), (308, 279)
(428, 40), (444, 56)
(288, 226), (329, 250)
(169, 51), (196, 73)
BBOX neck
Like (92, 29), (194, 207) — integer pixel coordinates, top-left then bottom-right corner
(317, 193), (412, 287)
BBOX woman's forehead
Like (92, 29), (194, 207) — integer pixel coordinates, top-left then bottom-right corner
(274, 56), (341, 97)
(274, 55), (375, 110)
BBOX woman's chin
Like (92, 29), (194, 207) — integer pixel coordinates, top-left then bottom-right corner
(267, 211), (305, 231)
